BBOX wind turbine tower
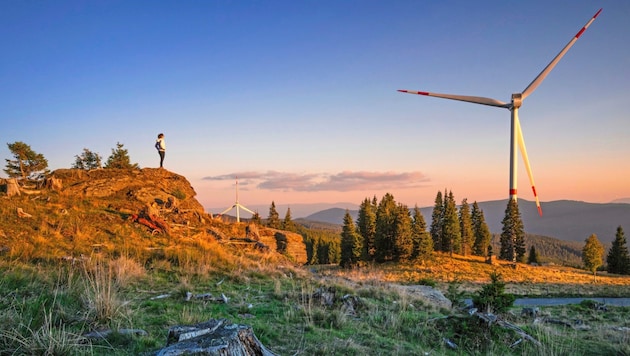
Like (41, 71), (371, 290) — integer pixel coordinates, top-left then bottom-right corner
(398, 9), (602, 216)
(219, 176), (255, 223)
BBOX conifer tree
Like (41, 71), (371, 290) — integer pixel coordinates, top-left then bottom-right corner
(4, 141), (49, 180)
(357, 197), (377, 262)
(527, 245), (540, 265)
(250, 211), (262, 225)
(374, 193), (397, 262)
(267, 201), (281, 229)
(471, 202), (492, 256)
(459, 198), (474, 256)
(606, 226), (630, 275)
(441, 190), (461, 254)
(582, 234), (604, 278)
(72, 148), (102, 170)
(104, 142), (138, 169)
(429, 191), (444, 251)
(340, 210), (363, 268)
(411, 205), (433, 261)
(393, 203), (413, 262)
(282, 207), (296, 232)
(499, 199), (525, 262)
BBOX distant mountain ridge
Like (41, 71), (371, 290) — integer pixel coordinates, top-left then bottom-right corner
(305, 199), (630, 243)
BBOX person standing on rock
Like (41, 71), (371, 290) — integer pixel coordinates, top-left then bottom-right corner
(155, 133), (166, 168)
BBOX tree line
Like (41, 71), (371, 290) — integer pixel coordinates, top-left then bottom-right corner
(260, 191), (630, 276)
(3, 141), (138, 180)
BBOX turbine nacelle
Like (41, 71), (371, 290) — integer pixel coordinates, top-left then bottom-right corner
(511, 93), (523, 109)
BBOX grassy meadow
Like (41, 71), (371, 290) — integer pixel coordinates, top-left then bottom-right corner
(1, 190), (630, 355)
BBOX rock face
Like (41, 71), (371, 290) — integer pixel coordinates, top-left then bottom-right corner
(257, 228), (308, 265)
(156, 319), (277, 356)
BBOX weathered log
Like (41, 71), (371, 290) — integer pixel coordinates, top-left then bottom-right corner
(156, 318), (277, 356)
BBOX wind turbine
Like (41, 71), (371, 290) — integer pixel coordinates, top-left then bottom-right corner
(219, 176), (256, 223)
(398, 9), (602, 217)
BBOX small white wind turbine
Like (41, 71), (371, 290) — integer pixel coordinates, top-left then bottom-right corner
(219, 176), (256, 223)
(398, 9), (602, 216)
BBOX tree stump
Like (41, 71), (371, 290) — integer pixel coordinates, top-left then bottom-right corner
(156, 318), (277, 356)
(7, 179), (20, 197)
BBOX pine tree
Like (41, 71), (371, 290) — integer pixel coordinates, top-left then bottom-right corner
(374, 193), (397, 262)
(527, 246), (540, 265)
(267, 201), (281, 229)
(4, 141), (49, 180)
(606, 226), (630, 275)
(72, 148), (102, 170)
(459, 198), (474, 256)
(471, 202), (492, 256)
(357, 197), (377, 262)
(499, 199), (525, 262)
(393, 203), (413, 262)
(429, 191), (444, 251)
(582, 234), (604, 278)
(282, 207), (296, 232)
(340, 210), (363, 268)
(441, 190), (461, 254)
(104, 142), (138, 169)
(411, 205), (433, 262)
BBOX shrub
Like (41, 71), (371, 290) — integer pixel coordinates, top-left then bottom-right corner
(472, 272), (515, 314)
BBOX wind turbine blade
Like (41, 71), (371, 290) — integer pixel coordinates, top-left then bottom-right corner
(239, 205), (256, 215)
(515, 115), (543, 216)
(398, 90), (509, 108)
(219, 205), (236, 215)
(521, 8), (602, 100)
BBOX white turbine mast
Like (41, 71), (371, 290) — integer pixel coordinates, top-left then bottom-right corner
(219, 176), (255, 222)
(398, 8), (602, 216)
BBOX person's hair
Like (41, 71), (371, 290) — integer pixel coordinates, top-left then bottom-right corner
(158, 133), (164, 138)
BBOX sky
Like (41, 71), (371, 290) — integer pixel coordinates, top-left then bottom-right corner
(1, 0), (629, 217)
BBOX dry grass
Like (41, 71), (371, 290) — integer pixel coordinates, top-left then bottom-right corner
(314, 253), (630, 297)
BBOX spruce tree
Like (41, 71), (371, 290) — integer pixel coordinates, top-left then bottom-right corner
(393, 203), (413, 262)
(104, 142), (138, 169)
(411, 205), (433, 262)
(582, 234), (604, 278)
(459, 198), (474, 256)
(267, 201), (281, 229)
(357, 197), (377, 262)
(282, 207), (296, 232)
(4, 141), (49, 180)
(429, 191), (444, 251)
(340, 210), (363, 268)
(471, 202), (492, 256)
(499, 199), (525, 262)
(607, 226), (630, 275)
(441, 190), (461, 254)
(374, 193), (397, 262)
(527, 245), (540, 265)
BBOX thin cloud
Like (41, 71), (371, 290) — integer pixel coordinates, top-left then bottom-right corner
(203, 170), (429, 192)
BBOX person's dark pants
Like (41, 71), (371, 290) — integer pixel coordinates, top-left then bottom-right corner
(159, 151), (165, 167)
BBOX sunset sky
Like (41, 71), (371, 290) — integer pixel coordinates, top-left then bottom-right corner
(2, 1), (629, 217)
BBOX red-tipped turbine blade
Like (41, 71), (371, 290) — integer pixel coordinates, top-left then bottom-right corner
(515, 115), (543, 216)
(398, 89), (509, 108)
(521, 8), (602, 100)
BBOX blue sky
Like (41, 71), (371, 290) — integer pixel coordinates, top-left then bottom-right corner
(1, 1), (628, 215)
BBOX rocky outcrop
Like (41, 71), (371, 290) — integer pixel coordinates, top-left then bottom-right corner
(257, 228), (307, 265)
